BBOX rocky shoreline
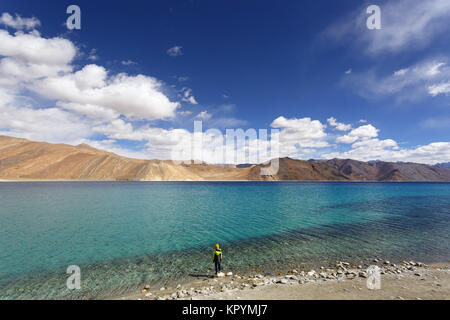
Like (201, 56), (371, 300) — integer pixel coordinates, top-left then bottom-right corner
(116, 259), (449, 300)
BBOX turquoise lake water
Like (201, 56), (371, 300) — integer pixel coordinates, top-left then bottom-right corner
(0, 181), (449, 299)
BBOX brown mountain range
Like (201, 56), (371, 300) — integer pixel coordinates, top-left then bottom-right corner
(1, 135), (449, 181)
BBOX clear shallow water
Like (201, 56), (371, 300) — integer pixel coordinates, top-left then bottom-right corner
(0, 181), (449, 299)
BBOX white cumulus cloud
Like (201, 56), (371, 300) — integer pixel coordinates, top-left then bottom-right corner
(327, 117), (352, 131)
(34, 65), (179, 121)
(336, 124), (379, 144)
(428, 81), (450, 96)
(270, 116), (329, 157)
(0, 12), (40, 30)
(167, 46), (183, 57)
(195, 111), (212, 120)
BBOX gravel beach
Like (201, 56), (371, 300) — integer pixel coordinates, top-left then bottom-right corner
(116, 260), (450, 300)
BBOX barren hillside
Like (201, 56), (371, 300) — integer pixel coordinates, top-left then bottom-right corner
(1, 135), (449, 181)
(0, 135), (249, 181)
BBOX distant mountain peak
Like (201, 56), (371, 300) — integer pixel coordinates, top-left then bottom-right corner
(436, 162), (450, 168)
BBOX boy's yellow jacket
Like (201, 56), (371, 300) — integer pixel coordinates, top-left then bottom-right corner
(212, 249), (222, 262)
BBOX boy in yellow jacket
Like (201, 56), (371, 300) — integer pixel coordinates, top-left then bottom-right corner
(212, 244), (223, 275)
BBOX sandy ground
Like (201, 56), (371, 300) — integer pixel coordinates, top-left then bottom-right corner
(119, 262), (449, 300)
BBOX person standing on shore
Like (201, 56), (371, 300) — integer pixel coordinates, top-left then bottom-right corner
(212, 244), (223, 275)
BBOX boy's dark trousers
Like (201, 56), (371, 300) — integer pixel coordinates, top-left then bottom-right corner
(215, 260), (222, 273)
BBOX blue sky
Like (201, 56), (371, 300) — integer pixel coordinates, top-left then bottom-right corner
(0, 0), (449, 164)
